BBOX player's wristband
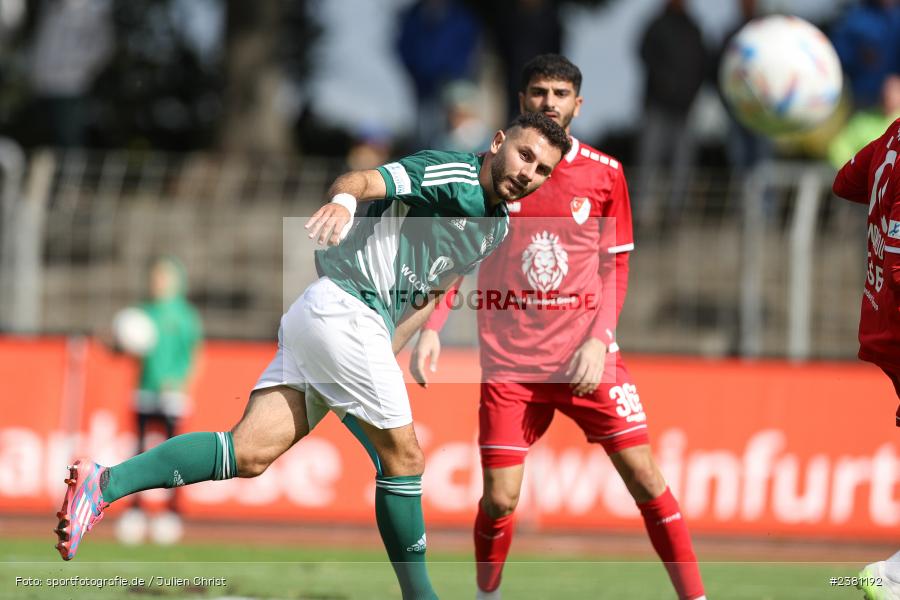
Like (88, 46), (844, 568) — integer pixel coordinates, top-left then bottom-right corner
(330, 193), (357, 240)
(330, 193), (357, 214)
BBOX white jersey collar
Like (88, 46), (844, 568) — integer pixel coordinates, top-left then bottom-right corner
(565, 136), (580, 163)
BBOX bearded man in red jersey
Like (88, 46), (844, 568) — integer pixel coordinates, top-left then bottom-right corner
(412, 54), (706, 600)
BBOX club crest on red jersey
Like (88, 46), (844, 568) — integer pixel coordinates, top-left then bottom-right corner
(570, 196), (591, 225)
(521, 231), (568, 292)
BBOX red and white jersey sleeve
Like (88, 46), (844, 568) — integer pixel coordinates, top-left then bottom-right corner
(476, 138), (634, 382)
(833, 118), (900, 371)
(604, 160), (635, 255)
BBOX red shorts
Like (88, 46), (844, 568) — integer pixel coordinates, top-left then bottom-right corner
(479, 355), (650, 468)
(881, 367), (900, 426)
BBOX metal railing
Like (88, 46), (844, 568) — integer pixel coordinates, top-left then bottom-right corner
(0, 146), (866, 359)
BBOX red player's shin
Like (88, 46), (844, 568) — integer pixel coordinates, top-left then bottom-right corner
(637, 487), (705, 600)
(473, 503), (515, 593)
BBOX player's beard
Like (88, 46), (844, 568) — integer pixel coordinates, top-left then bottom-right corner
(490, 153), (528, 201)
(531, 106), (574, 133)
(550, 109), (574, 132)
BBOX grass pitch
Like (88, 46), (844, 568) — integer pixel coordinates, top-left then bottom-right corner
(0, 537), (866, 599)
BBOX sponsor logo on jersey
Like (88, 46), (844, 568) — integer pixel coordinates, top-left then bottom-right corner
(889, 220), (900, 239)
(865, 287), (880, 311)
(508, 201), (522, 213)
(173, 470), (185, 487)
(869, 222), (886, 260)
(450, 217), (467, 231)
(869, 150), (897, 216)
(521, 231), (568, 292)
(383, 162), (411, 195)
(400, 264), (432, 294)
(428, 256), (455, 282)
(407, 533), (427, 553)
(480, 232), (495, 254)
(570, 196), (591, 225)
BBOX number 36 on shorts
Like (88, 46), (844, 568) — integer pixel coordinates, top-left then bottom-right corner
(611, 383), (646, 423)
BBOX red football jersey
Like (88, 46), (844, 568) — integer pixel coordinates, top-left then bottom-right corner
(833, 118), (900, 371)
(427, 138), (634, 381)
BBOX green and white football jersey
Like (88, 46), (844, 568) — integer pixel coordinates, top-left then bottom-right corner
(316, 150), (509, 334)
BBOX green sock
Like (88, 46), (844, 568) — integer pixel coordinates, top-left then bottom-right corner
(375, 475), (438, 600)
(102, 431), (236, 503)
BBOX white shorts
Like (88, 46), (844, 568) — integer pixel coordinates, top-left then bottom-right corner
(253, 277), (411, 430)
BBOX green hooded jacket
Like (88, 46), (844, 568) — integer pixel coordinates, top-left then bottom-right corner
(138, 258), (202, 393)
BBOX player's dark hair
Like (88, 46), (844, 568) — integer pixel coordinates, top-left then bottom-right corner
(520, 54), (582, 94)
(506, 112), (572, 158)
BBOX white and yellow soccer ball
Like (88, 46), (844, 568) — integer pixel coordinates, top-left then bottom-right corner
(719, 15), (843, 136)
(112, 306), (158, 356)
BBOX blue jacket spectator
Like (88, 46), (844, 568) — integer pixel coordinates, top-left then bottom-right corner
(831, 0), (900, 109)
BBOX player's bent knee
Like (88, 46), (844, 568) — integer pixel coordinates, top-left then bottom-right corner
(482, 490), (519, 518)
(231, 429), (287, 478)
(236, 459), (269, 478)
(232, 445), (275, 478)
(381, 445), (425, 476)
(230, 387), (310, 478)
(405, 449), (426, 475)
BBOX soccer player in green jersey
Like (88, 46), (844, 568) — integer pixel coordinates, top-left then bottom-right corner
(54, 112), (570, 600)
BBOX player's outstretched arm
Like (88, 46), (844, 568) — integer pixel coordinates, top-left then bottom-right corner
(833, 136), (878, 204)
(305, 170), (387, 245)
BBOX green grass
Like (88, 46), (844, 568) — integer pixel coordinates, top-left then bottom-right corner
(0, 538), (867, 599)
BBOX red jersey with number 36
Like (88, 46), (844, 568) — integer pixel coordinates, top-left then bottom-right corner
(833, 118), (900, 371)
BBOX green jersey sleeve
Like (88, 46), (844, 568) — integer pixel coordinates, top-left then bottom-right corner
(376, 150), (485, 216)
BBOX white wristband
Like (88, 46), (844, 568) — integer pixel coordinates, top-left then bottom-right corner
(330, 193), (357, 240)
(330, 193), (357, 214)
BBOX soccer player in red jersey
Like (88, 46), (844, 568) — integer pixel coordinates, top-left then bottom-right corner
(411, 54), (706, 600)
(833, 117), (900, 600)
(833, 117), (900, 405)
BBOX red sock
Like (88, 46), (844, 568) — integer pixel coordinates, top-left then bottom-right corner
(637, 487), (705, 600)
(473, 503), (515, 592)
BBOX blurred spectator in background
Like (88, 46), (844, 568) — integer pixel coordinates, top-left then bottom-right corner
(433, 80), (491, 152)
(93, 0), (225, 151)
(117, 256), (202, 545)
(634, 0), (706, 229)
(25, 0), (113, 147)
(716, 0), (773, 175)
(0, 0), (24, 48)
(0, 0), (26, 129)
(828, 74), (900, 169)
(397, 0), (480, 147)
(345, 123), (394, 171)
(831, 0), (900, 110)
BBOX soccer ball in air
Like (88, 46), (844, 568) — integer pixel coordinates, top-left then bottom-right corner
(719, 15), (842, 136)
(112, 307), (158, 356)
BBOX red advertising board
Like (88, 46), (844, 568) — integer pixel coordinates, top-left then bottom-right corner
(1, 337), (897, 540)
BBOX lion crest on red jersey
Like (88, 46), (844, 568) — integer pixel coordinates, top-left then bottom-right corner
(521, 231), (568, 292)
